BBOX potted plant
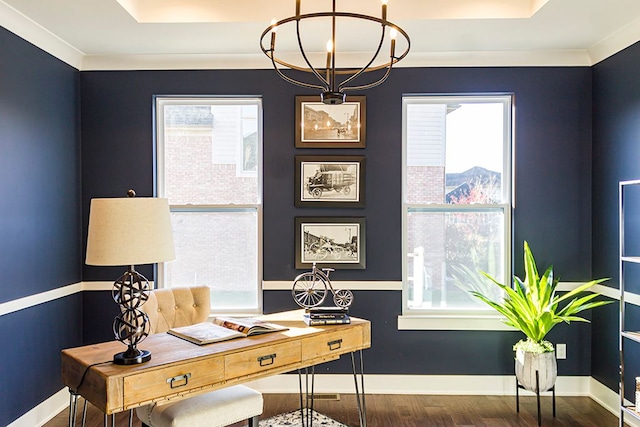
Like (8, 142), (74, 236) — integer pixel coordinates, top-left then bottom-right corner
(470, 241), (611, 393)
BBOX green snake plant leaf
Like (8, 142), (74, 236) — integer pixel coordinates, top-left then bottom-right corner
(469, 241), (613, 351)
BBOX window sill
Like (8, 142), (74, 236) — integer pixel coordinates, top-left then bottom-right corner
(397, 313), (516, 331)
(398, 282), (614, 331)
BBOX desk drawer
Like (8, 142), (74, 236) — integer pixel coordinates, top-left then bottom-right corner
(302, 327), (363, 360)
(123, 356), (224, 406)
(225, 341), (301, 379)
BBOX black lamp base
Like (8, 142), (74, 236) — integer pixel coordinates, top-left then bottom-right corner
(113, 348), (151, 365)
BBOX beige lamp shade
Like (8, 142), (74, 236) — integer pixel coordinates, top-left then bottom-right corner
(86, 197), (175, 266)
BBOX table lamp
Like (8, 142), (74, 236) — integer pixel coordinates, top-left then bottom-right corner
(85, 190), (175, 365)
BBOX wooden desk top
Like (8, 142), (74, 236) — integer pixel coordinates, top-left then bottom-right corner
(62, 310), (371, 414)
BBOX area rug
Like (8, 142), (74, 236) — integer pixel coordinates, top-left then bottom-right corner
(259, 409), (348, 426)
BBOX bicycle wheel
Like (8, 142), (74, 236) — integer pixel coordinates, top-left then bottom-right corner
(333, 289), (354, 308)
(292, 272), (328, 308)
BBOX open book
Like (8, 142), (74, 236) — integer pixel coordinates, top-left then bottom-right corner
(168, 316), (288, 345)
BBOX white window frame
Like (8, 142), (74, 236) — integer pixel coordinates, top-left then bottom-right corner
(154, 96), (263, 315)
(400, 94), (513, 330)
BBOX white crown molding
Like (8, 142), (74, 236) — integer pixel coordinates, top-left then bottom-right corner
(589, 14), (640, 65)
(80, 49), (594, 71)
(0, 1), (84, 70)
(80, 53), (275, 71)
(399, 49), (592, 67)
(1, 6), (635, 71)
(2, 0), (639, 71)
(116, 0), (549, 23)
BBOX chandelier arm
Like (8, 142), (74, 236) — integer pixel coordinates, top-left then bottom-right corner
(338, 24), (387, 91)
(271, 57), (327, 90)
(295, 17), (330, 90)
(342, 60), (394, 92)
(263, 45), (409, 76)
(260, 25), (326, 90)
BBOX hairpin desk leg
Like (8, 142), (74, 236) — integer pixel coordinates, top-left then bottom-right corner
(351, 350), (367, 427)
(103, 412), (116, 427)
(298, 366), (316, 427)
(81, 398), (87, 427)
(68, 391), (78, 427)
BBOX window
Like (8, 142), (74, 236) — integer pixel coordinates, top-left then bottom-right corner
(402, 95), (512, 315)
(156, 97), (262, 314)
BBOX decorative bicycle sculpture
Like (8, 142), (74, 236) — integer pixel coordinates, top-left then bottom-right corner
(292, 262), (354, 308)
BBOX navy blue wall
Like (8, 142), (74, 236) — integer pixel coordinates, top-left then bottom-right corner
(592, 41), (640, 396)
(80, 66), (596, 376)
(3, 18), (634, 423)
(0, 27), (82, 426)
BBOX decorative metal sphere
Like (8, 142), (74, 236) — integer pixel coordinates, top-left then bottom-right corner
(112, 271), (151, 309)
(113, 308), (150, 345)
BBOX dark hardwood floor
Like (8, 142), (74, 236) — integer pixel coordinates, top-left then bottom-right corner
(45, 393), (621, 427)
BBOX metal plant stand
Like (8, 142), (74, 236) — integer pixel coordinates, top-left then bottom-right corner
(516, 371), (555, 427)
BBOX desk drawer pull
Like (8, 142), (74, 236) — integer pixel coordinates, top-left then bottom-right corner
(327, 339), (343, 351)
(166, 373), (191, 389)
(257, 354), (276, 366)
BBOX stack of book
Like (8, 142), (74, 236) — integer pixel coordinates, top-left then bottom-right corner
(303, 306), (350, 325)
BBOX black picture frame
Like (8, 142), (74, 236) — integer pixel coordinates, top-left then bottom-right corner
(295, 155), (365, 208)
(295, 96), (366, 148)
(295, 217), (366, 269)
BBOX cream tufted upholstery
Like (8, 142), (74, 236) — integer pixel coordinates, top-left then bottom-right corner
(142, 286), (211, 334)
(135, 286), (263, 427)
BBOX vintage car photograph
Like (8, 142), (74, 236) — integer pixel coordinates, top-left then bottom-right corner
(295, 156), (365, 207)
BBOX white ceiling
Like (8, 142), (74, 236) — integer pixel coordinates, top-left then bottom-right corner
(1, 0), (640, 71)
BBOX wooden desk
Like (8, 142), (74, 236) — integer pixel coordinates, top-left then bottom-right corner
(61, 310), (371, 416)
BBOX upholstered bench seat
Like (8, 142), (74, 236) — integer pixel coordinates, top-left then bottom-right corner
(136, 384), (263, 427)
(136, 286), (263, 427)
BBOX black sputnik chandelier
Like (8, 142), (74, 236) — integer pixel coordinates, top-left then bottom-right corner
(260, 0), (410, 105)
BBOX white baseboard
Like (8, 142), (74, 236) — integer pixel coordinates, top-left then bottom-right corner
(245, 374), (590, 396)
(15, 376), (632, 427)
(8, 388), (68, 427)
(590, 377), (640, 427)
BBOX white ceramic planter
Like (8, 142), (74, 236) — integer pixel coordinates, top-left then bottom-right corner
(515, 349), (557, 393)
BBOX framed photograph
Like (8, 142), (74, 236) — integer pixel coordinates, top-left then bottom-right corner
(295, 217), (366, 269)
(295, 155), (365, 208)
(295, 96), (366, 148)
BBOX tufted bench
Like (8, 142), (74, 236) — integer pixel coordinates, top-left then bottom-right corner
(136, 286), (263, 427)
